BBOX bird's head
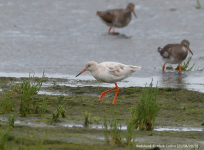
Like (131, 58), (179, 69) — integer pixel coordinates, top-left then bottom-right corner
(127, 3), (137, 18)
(181, 39), (193, 55)
(76, 61), (98, 77)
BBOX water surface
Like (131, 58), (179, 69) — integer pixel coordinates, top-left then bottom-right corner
(0, 0), (204, 92)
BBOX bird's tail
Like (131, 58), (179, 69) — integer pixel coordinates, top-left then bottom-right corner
(130, 66), (141, 71)
(158, 47), (162, 52)
(96, 11), (101, 16)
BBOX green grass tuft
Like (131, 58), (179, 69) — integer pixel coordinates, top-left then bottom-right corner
(195, 0), (202, 9)
(0, 126), (11, 150)
(11, 73), (44, 117)
(0, 91), (13, 114)
(84, 111), (93, 127)
(110, 119), (122, 145)
(175, 56), (195, 71)
(191, 145), (203, 150)
(103, 115), (110, 145)
(130, 80), (159, 131)
(52, 102), (67, 122)
(8, 115), (15, 128)
(175, 56), (204, 71)
(125, 120), (135, 146)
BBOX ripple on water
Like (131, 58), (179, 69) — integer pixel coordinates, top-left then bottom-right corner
(0, 117), (203, 132)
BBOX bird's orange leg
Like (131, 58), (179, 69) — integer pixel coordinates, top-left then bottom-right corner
(112, 28), (115, 35)
(162, 63), (166, 71)
(179, 64), (182, 72)
(98, 83), (119, 104)
(112, 83), (119, 105)
(98, 85), (117, 101)
(108, 27), (112, 33)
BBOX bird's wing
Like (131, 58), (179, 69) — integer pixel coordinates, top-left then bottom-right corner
(105, 62), (121, 76)
(97, 10), (120, 24)
(103, 62), (136, 77)
(96, 62), (140, 83)
(159, 44), (176, 58)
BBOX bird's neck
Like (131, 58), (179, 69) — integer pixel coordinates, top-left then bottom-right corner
(182, 46), (188, 52)
(90, 65), (101, 79)
(90, 64), (99, 74)
(123, 10), (132, 19)
(125, 8), (132, 13)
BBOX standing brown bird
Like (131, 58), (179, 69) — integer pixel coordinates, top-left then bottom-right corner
(96, 3), (137, 34)
(158, 39), (193, 72)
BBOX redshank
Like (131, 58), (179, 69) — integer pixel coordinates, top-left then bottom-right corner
(96, 3), (137, 34)
(158, 39), (193, 72)
(76, 61), (141, 104)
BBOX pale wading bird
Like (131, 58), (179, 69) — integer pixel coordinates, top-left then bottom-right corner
(76, 61), (141, 104)
(158, 39), (193, 72)
(96, 3), (137, 34)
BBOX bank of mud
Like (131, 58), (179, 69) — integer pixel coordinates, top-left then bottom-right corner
(0, 77), (204, 149)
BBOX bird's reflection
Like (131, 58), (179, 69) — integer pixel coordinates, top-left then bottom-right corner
(109, 32), (132, 39)
(102, 32), (132, 39)
(160, 72), (187, 89)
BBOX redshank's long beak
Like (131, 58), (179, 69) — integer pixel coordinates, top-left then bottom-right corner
(187, 47), (193, 55)
(76, 68), (87, 77)
(131, 9), (137, 18)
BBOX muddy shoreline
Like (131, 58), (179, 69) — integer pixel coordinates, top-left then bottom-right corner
(0, 77), (204, 149)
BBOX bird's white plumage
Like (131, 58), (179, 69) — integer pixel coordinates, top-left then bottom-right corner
(76, 61), (141, 104)
(163, 51), (170, 58)
(182, 46), (187, 52)
(162, 57), (180, 64)
(85, 61), (141, 83)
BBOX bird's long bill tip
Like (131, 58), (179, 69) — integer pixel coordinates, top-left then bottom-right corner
(187, 47), (193, 55)
(132, 10), (137, 18)
(76, 72), (81, 77)
(76, 68), (87, 77)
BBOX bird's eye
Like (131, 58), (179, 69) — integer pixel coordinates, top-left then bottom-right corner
(184, 43), (188, 46)
(88, 65), (91, 67)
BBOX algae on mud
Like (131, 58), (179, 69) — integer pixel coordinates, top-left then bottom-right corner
(0, 77), (204, 149)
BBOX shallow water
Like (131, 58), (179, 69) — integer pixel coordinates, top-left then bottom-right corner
(1, 117), (203, 132)
(0, 0), (204, 92)
(1, 72), (204, 93)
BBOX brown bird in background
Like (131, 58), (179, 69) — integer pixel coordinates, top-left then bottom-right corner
(96, 3), (137, 34)
(158, 39), (193, 72)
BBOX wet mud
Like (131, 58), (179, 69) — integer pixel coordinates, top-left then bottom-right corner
(0, 0), (204, 149)
(0, 77), (204, 149)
